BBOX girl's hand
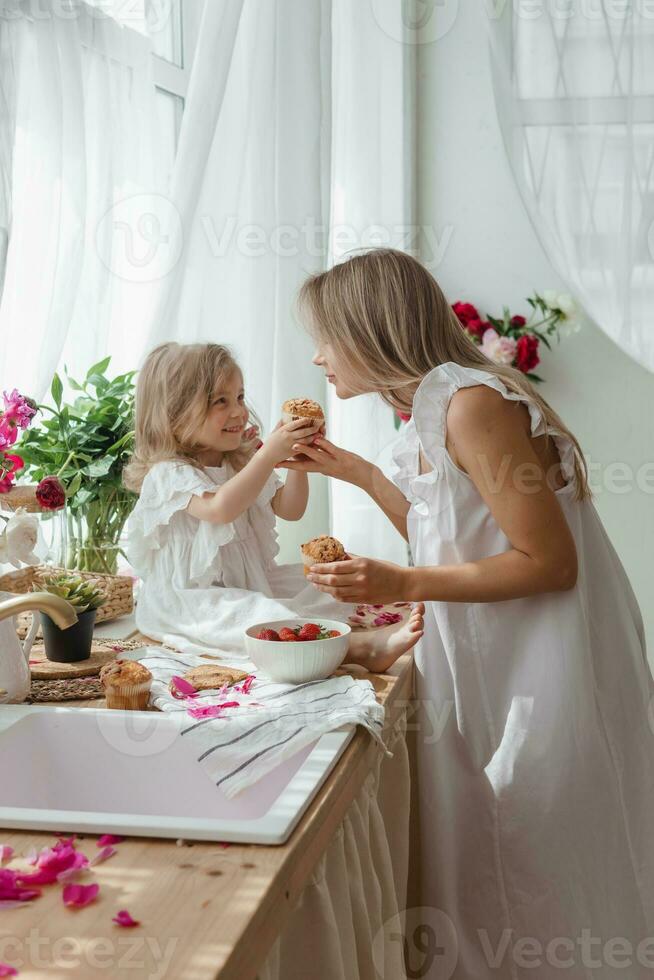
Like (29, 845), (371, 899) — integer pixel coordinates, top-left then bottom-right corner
(279, 436), (367, 485)
(306, 553), (411, 604)
(262, 419), (323, 464)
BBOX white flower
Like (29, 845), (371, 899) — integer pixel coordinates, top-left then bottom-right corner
(0, 509), (40, 568)
(542, 289), (559, 308)
(556, 293), (576, 316)
(481, 327), (517, 366)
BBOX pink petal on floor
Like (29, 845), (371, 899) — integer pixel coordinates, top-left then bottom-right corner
(112, 909), (140, 928)
(90, 847), (116, 867)
(0, 847), (13, 865)
(0, 870), (40, 903)
(0, 963), (18, 976)
(241, 675), (255, 694)
(170, 676), (198, 699)
(96, 835), (124, 848)
(56, 866), (88, 884)
(62, 883), (99, 908)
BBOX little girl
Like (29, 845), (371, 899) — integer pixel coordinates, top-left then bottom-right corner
(123, 342), (423, 667)
(287, 250), (654, 979)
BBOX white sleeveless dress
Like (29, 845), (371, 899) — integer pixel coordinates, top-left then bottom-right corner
(126, 461), (355, 659)
(391, 362), (654, 979)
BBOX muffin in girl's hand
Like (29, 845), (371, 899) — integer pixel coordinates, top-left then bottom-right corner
(281, 398), (325, 427)
(100, 659), (152, 710)
(301, 535), (347, 577)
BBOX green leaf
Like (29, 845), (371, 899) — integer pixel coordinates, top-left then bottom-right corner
(66, 471), (82, 497)
(51, 373), (63, 408)
(526, 372), (544, 383)
(86, 356), (111, 380)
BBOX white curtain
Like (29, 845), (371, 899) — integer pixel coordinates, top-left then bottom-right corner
(327, 0), (414, 565)
(0, 0), (158, 400)
(489, 2), (654, 373)
(145, 0), (414, 562)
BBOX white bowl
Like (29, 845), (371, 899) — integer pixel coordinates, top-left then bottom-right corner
(244, 619), (351, 684)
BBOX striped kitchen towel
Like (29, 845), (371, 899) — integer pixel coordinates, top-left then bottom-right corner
(128, 648), (388, 798)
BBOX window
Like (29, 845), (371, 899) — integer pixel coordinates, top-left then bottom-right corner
(146, 0), (202, 187)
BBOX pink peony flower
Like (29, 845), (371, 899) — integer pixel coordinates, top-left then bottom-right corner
(112, 909), (140, 928)
(2, 390), (36, 429)
(480, 328), (517, 366)
(0, 453), (24, 493)
(35, 476), (66, 511)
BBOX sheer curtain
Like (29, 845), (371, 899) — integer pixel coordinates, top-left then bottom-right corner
(145, 0), (414, 561)
(0, 0), (158, 400)
(489, 2), (654, 373)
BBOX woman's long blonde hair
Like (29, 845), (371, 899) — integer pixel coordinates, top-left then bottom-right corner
(123, 342), (260, 492)
(298, 249), (589, 499)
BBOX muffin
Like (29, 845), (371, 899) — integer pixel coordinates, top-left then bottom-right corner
(100, 659), (152, 710)
(301, 535), (347, 577)
(281, 398), (325, 426)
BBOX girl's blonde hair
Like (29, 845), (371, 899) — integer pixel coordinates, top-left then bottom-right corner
(123, 342), (260, 492)
(298, 248), (589, 499)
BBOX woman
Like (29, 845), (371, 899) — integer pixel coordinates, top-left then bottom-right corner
(283, 249), (654, 979)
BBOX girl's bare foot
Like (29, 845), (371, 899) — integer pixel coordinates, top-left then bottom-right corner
(345, 603), (425, 674)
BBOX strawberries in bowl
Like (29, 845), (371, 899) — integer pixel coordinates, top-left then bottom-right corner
(245, 619), (351, 683)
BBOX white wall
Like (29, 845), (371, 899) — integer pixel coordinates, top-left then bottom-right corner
(416, 5), (654, 660)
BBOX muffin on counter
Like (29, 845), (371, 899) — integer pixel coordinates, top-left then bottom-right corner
(301, 535), (347, 577)
(99, 659), (153, 710)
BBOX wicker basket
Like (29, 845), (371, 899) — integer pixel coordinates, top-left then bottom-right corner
(0, 565), (134, 634)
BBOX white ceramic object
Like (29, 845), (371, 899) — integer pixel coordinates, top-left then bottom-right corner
(0, 597), (40, 704)
(0, 705), (354, 844)
(244, 618), (351, 684)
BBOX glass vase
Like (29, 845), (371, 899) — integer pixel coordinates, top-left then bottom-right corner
(66, 488), (134, 574)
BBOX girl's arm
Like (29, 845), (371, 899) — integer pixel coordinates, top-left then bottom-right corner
(271, 470), (309, 521)
(187, 420), (321, 525)
(306, 388), (578, 604)
(281, 438), (410, 539)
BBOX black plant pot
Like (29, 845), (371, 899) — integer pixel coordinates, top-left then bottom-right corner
(40, 609), (97, 664)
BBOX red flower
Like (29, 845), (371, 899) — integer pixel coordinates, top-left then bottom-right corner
(511, 315), (527, 328)
(464, 318), (489, 342)
(35, 476), (66, 511)
(515, 335), (540, 373)
(452, 302), (480, 326)
(0, 453), (24, 493)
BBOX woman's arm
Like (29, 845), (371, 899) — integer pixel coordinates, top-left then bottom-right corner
(271, 470), (309, 521)
(306, 388), (578, 604)
(281, 437), (410, 539)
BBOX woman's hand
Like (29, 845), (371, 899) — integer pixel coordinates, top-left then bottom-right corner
(262, 419), (323, 465)
(279, 436), (368, 485)
(306, 553), (412, 604)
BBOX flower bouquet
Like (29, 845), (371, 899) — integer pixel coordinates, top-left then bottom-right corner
(14, 359), (136, 575)
(452, 290), (580, 382)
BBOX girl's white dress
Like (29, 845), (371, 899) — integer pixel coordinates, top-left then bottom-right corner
(391, 363), (654, 980)
(127, 462), (352, 659)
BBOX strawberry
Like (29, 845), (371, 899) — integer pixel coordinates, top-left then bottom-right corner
(298, 623), (321, 641)
(326, 630), (341, 638)
(257, 629), (280, 641)
(278, 627), (299, 642)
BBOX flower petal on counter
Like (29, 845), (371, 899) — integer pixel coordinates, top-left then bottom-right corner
(0, 847), (13, 865)
(90, 847), (116, 866)
(112, 909), (140, 928)
(96, 835), (124, 848)
(170, 676), (198, 699)
(0, 870), (40, 903)
(62, 883), (99, 908)
(0, 962), (18, 976)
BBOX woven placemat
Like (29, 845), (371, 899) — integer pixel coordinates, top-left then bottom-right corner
(27, 676), (106, 703)
(28, 638), (144, 680)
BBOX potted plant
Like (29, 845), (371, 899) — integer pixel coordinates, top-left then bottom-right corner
(16, 359), (136, 573)
(35, 573), (105, 663)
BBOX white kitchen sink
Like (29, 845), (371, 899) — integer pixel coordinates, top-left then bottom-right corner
(0, 705), (354, 845)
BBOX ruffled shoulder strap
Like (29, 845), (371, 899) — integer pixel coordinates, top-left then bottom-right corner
(413, 362), (578, 487)
(126, 462), (231, 576)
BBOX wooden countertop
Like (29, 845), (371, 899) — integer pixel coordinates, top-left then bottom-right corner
(0, 652), (414, 980)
